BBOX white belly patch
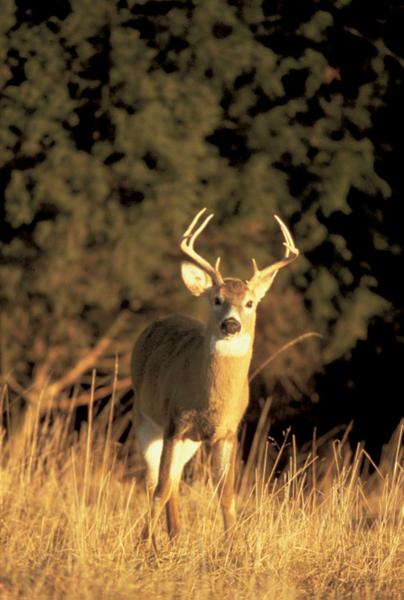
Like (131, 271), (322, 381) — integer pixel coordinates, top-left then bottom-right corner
(210, 334), (251, 357)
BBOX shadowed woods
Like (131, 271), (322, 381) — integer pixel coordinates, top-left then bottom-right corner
(1, 0), (403, 459)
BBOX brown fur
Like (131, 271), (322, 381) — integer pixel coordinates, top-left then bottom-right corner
(130, 212), (298, 546)
(131, 306), (253, 442)
(131, 283), (255, 543)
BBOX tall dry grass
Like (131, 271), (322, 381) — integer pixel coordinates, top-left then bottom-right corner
(0, 383), (402, 600)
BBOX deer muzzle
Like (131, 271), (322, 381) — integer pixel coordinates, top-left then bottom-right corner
(220, 317), (241, 336)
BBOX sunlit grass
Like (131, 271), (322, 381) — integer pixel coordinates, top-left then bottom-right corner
(0, 388), (402, 599)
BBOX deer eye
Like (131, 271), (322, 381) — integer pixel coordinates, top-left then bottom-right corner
(214, 297), (222, 306)
(245, 300), (253, 308)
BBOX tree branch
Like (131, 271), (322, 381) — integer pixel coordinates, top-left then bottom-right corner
(248, 331), (323, 383)
(52, 377), (132, 411)
(29, 311), (129, 404)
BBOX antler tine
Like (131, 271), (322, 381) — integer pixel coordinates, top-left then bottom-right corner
(274, 214), (296, 257)
(249, 215), (299, 284)
(251, 258), (259, 276)
(183, 208), (212, 241)
(180, 208), (224, 285)
(188, 212), (214, 248)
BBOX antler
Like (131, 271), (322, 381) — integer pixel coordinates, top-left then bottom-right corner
(249, 215), (299, 288)
(180, 208), (224, 286)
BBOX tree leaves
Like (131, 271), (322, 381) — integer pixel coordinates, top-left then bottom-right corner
(0, 0), (399, 401)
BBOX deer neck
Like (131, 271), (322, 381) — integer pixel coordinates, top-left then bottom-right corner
(199, 329), (254, 433)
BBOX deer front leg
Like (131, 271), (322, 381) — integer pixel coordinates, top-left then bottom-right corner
(165, 492), (180, 539)
(149, 429), (178, 545)
(211, 434), (237, 532)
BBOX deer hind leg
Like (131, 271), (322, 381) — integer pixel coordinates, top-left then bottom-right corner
(151, 433), (201, 540)
(137, 417), (164, 494)
(136, 417), (164, 542)
(211, 435), (237, 533)
(165, 438), (201, 537)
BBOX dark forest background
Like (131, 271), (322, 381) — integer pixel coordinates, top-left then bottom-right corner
(0, 0), (403, 459)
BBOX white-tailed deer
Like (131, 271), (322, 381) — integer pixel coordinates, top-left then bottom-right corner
(131, 208), (299, 542)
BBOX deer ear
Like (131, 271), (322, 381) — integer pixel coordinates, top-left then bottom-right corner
(181, 261), (213, 296)
(250, 273), (277, 303)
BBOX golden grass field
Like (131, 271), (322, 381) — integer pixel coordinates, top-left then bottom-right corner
(0, 385), (402, 600)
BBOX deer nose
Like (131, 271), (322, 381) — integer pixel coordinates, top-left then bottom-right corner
(221, 317), (241, 336)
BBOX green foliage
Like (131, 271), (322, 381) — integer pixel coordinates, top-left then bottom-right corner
(0, 0), (395, 395)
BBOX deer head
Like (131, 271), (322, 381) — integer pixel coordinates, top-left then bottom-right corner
(180, 208), (299, 345)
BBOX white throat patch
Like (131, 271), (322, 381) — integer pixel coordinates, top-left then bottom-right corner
(210, 334), (251, 357)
